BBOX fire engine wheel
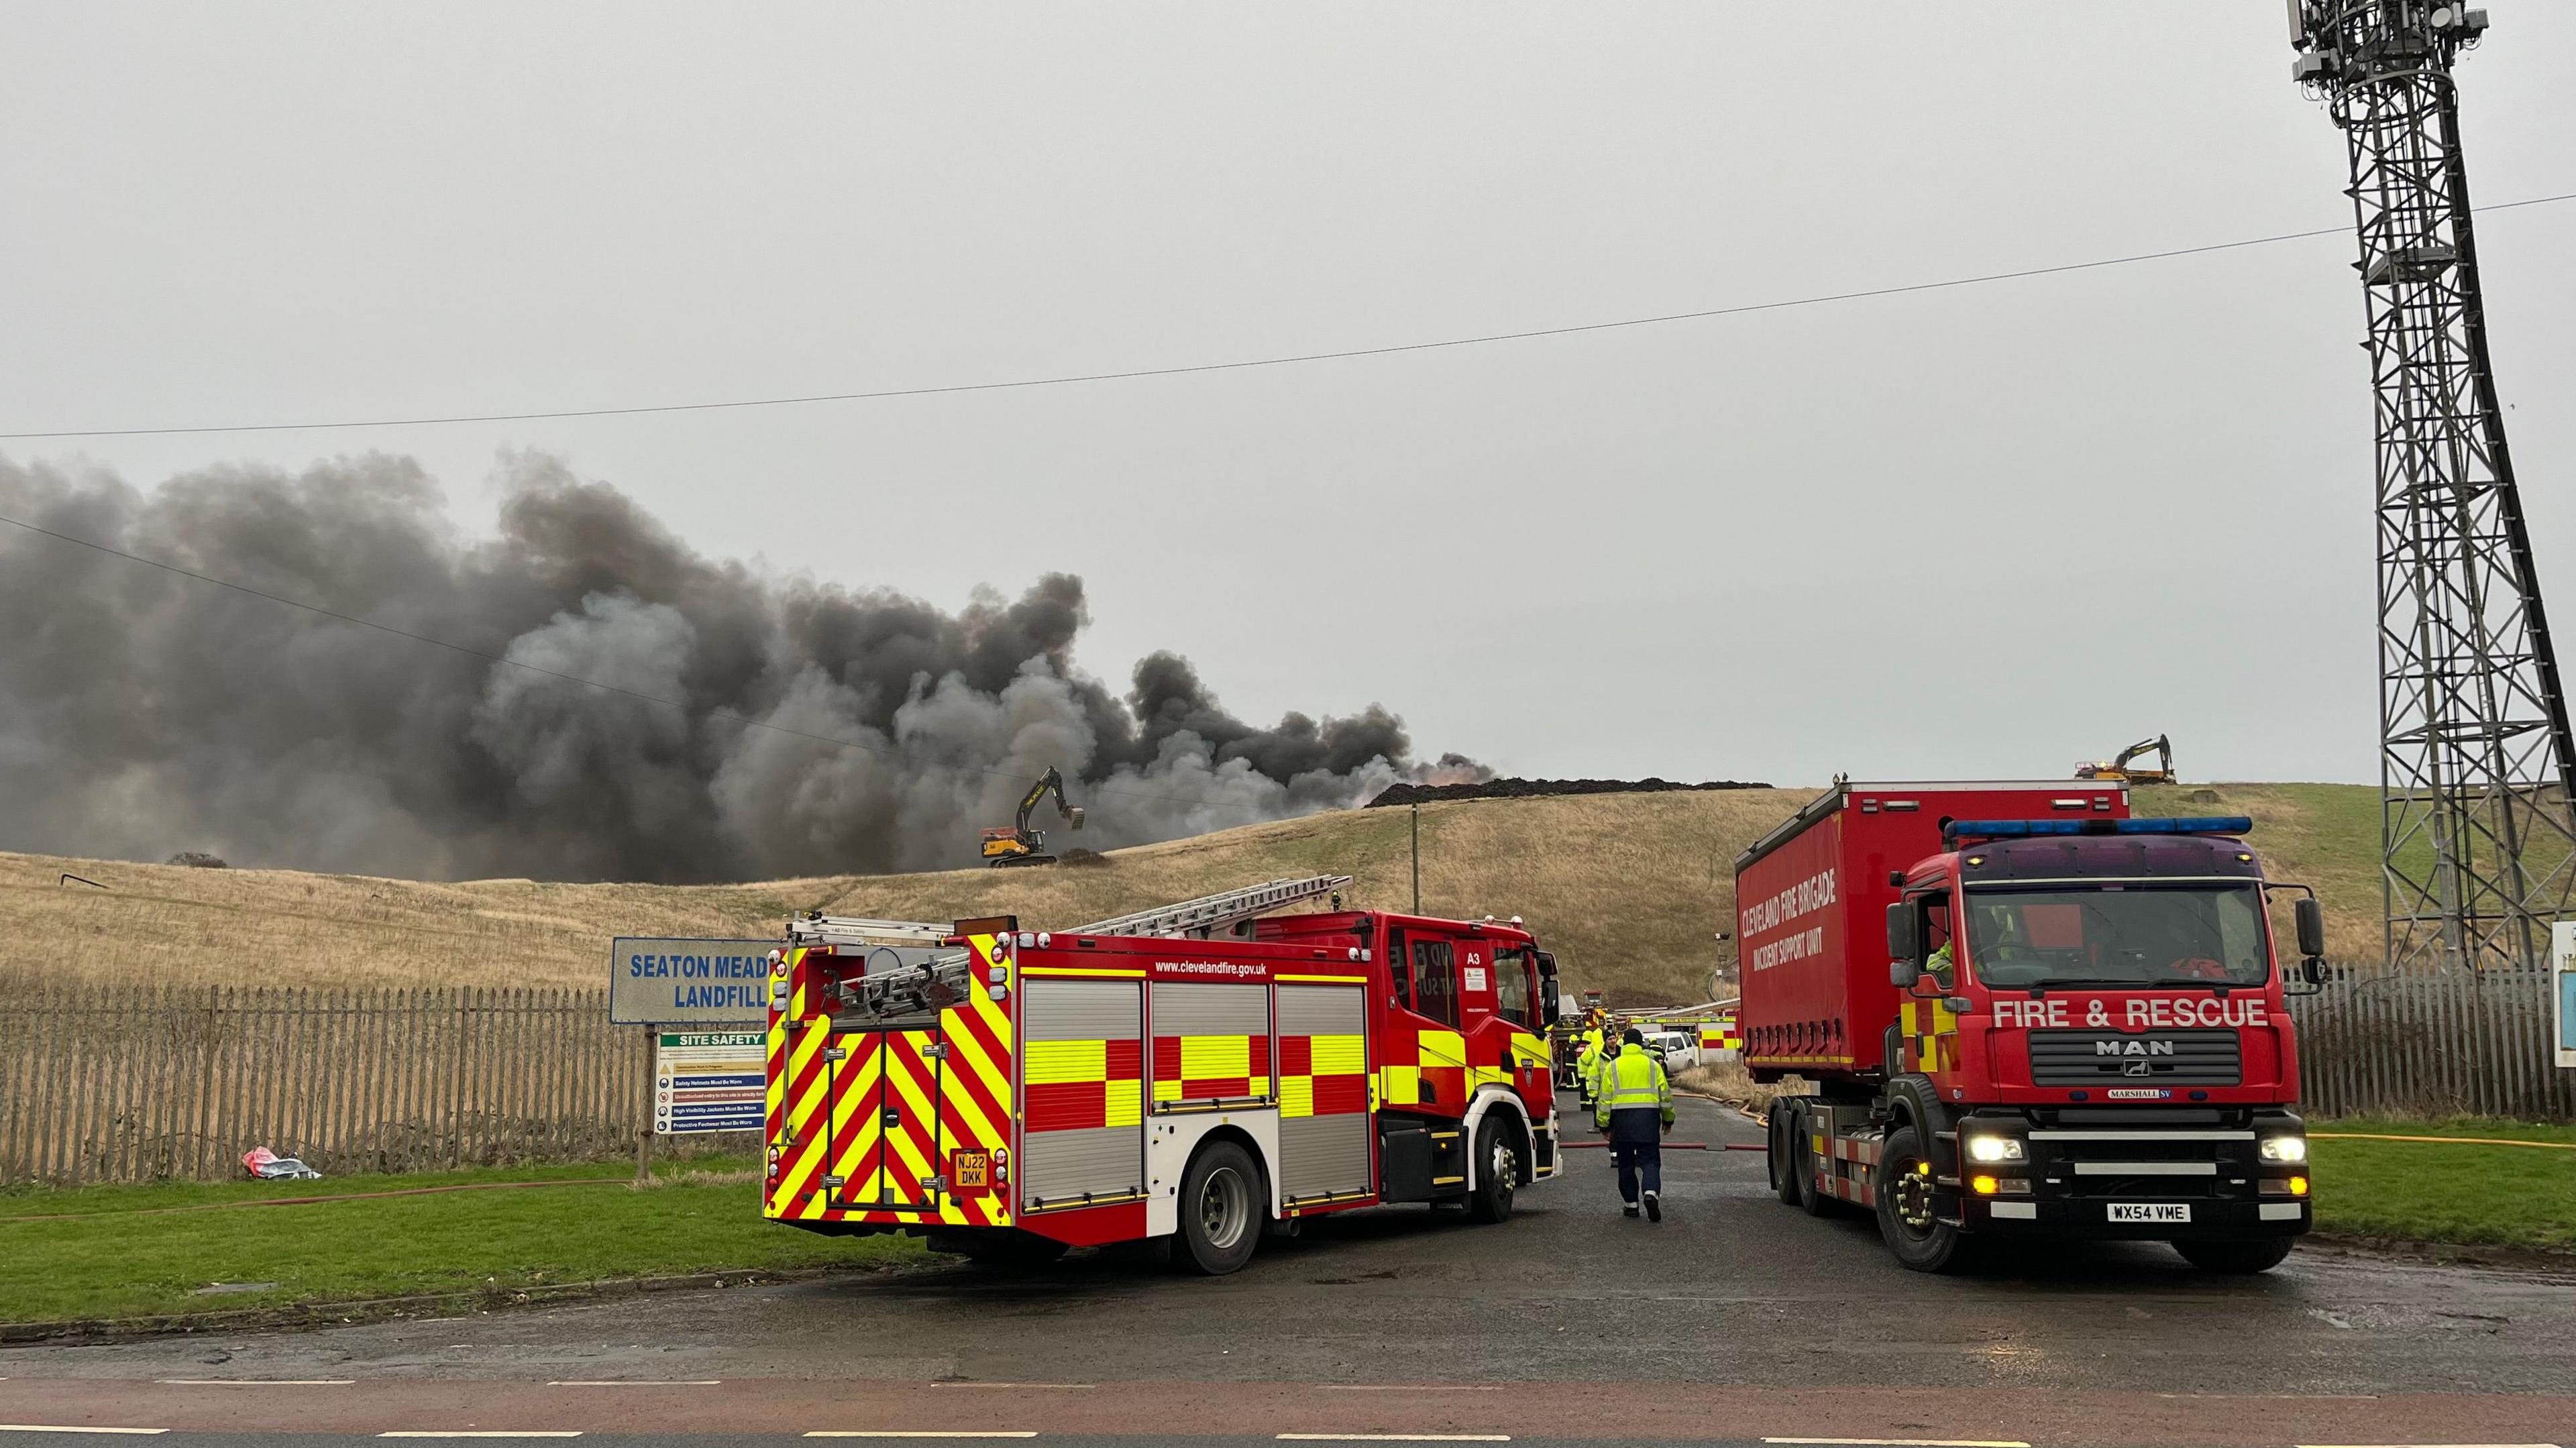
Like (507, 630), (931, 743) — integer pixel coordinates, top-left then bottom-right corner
(1466, 1115), (1517, 1224)
(1769, 1107), (1802, 1207)
(1177, 1140), (1262, 1276)
(1875, 1124), (1968, 1273)
(2171, 1237), (2296, 1274)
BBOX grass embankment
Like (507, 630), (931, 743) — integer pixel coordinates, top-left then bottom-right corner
(2308, 1117), (2576, 1253)
(0, 1158), (923, 1326)
(0, 781), (2388, 1005)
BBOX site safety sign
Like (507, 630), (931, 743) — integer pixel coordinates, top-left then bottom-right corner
(656, 1032), (766, 1135)
(610, 937), (778, 1025)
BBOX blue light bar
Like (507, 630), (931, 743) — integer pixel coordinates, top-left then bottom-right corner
(1943, 816), (2253, 842)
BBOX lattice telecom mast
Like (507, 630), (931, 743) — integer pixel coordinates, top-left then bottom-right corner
(2290, 2), (2576, 971)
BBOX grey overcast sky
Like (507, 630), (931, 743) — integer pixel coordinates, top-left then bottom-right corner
(4, 1), (2572, 792)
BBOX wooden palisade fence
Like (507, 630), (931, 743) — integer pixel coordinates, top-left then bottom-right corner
(2288, 961), (2576, 1120)
(0, 986), (660, 1186)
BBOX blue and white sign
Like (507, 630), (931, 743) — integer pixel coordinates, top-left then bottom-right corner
(610, 937), (778, 1025)
(2553, 921), (2576, 1070)
(656, 1032), (766, 1135)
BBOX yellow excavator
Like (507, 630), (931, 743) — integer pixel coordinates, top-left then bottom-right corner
(979, 767), (1085, 867)
(2075, 734), (2175, 785)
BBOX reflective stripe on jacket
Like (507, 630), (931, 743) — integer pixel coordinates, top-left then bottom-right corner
(1594, 1044), (1672, 1127)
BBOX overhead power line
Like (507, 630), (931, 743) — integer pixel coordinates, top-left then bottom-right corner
(7, 191), (2571, 443)
(0, 510), (1273, 816)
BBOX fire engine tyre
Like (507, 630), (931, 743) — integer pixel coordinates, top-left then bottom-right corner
(1768, 1107), (1800, 1207)
(1177, 1140), (1263, 1276)
(1466, 1115), (1518, 1224)
(2172, 1237), (2296, 1274)
(1875, 1124), (1968, 1272)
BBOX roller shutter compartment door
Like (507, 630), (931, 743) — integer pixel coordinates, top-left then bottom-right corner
(1275, 984), (1372, 1201)
(1018, 979), (1146, 1210)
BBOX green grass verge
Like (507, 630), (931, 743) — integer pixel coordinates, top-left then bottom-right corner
(0, 1157), (924, 1325)
(2311, 1116), (2576, 1252)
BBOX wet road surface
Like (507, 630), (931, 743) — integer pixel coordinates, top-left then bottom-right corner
(4, 1093), (2570, 1445)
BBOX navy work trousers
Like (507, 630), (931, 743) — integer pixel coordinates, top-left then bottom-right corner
(1605, 1106), (1663, 1204)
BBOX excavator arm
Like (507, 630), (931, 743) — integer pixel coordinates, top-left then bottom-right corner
(1016, 767), (1085, 838)
(982, 767), (1085, 866)
(2112, 734), (2173, 781)
(2074, 733), (2175, 784)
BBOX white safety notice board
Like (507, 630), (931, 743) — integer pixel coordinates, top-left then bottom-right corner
(656, 1031), (766, 1135)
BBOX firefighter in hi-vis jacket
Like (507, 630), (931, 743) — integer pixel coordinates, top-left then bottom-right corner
(1594, 1027), (1675, 1220)
(1574, 1025), (1605, 1112)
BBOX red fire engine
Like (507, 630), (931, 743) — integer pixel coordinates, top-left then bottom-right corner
(762, 877), (1564, 1274)
(1739, 781), (2326, 1273)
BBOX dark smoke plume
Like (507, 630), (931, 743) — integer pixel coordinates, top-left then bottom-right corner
(0, 451), (1487, 881)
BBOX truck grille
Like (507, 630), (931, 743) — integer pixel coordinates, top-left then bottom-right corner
(2027, 1027), (2241, 1087)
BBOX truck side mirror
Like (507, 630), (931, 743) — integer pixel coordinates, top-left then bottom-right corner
(2302, 957), (2328, 987)
(1536, 952), (1561, 1024)
(1889, 958), (1918, 989)
(1885, 902), (1918, 963)
(2294, 897), (2326, 959)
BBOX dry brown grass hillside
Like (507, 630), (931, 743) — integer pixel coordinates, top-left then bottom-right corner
(0, 782), (2381, 1001)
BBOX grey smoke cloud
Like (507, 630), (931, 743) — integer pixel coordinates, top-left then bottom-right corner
(0, 451), (1485, 881)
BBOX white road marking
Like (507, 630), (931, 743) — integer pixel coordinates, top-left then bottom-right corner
(1764, 1440), (2029, 1448)
(804, 1436), (1040, 1441)
(0, 1431), (171, 1437)
(154, 1380), (354, 1386)
(544, 1382), (721, 1388)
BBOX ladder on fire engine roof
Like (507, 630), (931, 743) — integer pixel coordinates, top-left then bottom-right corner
(784, 874), (1352, 953)
(786, 914), (952, 951)
(1075, 875), (1354, 940)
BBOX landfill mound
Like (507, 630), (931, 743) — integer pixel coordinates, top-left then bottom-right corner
(1365, 776), (1770, 808)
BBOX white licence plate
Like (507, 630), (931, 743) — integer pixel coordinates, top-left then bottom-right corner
(2108, 1203), (2191, 1224)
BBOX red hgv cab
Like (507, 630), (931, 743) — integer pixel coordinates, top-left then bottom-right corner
(1740, 781), (2326, 1274)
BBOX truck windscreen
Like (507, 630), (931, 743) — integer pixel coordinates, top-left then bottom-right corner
(1962, 885), (2268, 989)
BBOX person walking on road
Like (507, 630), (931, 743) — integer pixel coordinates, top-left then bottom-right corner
(1595, 1027), (1675, 1219)
(1574, 1029), (1604, 1114)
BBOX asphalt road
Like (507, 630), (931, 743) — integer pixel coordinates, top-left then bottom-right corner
(4, 1092), (2571, 1446)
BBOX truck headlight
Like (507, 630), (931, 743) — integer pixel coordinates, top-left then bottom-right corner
(1965, 1135), (2025, 1163)
(2260, 1135), (2308, 1163)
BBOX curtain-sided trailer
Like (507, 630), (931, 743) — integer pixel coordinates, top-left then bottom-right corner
(761, 882), (1564, 1274)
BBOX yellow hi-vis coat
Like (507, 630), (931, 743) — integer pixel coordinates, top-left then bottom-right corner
(1578, 1040), (1607, 1099)
(1594, 1044), (1674, 1130)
